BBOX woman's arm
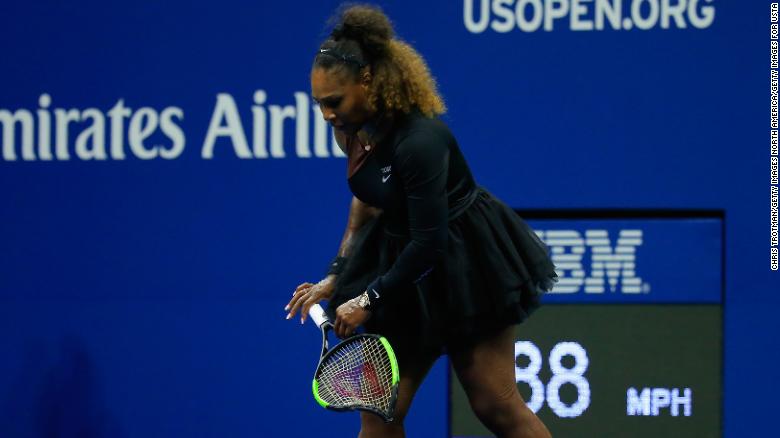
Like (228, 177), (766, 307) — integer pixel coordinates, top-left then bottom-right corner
(333, 129), (381, 259)
(286, 187), (381, 321)
(363, 131), (449, 302)
(286, 128), (382, 322)
(335, 196), (382, 259)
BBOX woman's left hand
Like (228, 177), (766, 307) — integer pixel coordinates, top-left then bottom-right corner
(334, 298), (371, 338)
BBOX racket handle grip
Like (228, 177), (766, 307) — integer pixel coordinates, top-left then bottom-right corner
(308, 303), (329, 327)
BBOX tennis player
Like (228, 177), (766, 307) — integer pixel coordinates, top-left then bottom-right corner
(286, 4), (558, 437)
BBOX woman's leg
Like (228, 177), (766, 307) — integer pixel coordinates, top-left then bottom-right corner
(450, 325), (552, 438)
(357, 349), (438, 438)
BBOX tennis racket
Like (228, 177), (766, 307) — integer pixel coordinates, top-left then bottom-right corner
(307, 303), (400, 422)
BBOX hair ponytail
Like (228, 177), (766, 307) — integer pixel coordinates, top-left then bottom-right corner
(314, 4), (446, 117)
(330, 5), (392, 63)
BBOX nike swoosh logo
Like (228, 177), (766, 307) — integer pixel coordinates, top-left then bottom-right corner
(372, 289), (380, 299)
(382, 174), (391, 183)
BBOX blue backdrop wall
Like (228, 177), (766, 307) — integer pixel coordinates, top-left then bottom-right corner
(0, 1), (772, 437)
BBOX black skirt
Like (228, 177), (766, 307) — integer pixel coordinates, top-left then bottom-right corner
(326, 186), (558, 360)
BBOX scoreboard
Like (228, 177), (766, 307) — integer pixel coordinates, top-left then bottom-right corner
(449, 217), (723, 438)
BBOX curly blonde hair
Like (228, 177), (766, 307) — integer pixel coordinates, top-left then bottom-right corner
(313, 4), (446, 117)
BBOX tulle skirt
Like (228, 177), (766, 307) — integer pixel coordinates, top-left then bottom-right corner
(326, 186), (558, 359)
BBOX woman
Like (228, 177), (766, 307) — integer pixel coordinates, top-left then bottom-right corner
(285, 4), (558, 438)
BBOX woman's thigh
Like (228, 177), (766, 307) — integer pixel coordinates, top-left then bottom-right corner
(449, 325), (526, 415)
(449, 326), (552, 438)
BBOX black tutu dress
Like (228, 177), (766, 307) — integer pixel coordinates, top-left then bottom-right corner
(326, 111), (558, 360)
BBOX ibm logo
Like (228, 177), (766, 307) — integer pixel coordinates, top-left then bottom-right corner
(536, 229), (650, 294)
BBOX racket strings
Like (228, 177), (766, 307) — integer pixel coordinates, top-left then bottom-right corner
(316, 337), (395, 414)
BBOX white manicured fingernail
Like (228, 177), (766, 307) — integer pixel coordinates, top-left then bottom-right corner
(286, 314), (291, 320)
(284, 305), (290, 311)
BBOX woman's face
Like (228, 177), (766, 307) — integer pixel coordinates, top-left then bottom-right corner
(311, 67), (373, 135)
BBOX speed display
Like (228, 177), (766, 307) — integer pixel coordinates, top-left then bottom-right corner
(449, 217), (723, 438)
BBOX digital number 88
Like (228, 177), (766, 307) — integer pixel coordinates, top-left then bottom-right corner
(515, 341), (591, 418)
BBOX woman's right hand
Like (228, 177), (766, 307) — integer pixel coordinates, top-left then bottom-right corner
(285, 275), (337, 324)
